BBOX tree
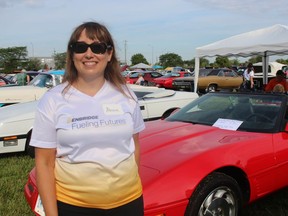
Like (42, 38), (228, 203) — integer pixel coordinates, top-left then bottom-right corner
(159, 53), (183, 68)
(200, 58), (210, 68)
(130, 53), (149, 65)
(276, 58), (288, 65)
(25, 58), (42, 71)
(214, 56), (230, 68)
(248, 55), (262, 64)
(0, 46), (28, 73)
(53, 52), (67, 69)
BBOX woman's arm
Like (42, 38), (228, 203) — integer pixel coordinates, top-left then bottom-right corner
(35, 147), (57, 216)
(250, 70), (254, 89)
(133, 133), (140, 167)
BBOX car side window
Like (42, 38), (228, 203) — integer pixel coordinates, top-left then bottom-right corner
(218, 71), (225, 77)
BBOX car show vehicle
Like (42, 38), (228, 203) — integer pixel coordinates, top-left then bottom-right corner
(125, 71), (163, 85)
(152, 71), (192, 89)
(0, 70), (64, 107)
(173, 68), (242, 93)
(0, 85), (198, 155)
(24, 91), (288, 215)
(0, 75), (15, 86)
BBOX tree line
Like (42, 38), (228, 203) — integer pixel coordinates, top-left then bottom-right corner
(1, 46), (288, 74)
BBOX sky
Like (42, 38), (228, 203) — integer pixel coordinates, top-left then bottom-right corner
(0, 0), (288, 65)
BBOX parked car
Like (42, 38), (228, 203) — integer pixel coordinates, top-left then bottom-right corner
(173, 68), (243, 93)
(0, 70), (64, 107)
(1, 71), (40, 87)
(0, 75), (15, 86)
(152, 71), (192, 89)
(172, 68), (212, 92)
(126, 71), (163, 85)
(0, 85), (198, 155)
(24, 92), (288, 215)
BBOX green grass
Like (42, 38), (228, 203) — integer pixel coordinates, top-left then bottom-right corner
(1, 153), (288, 216)
(0, 153), (35, 216)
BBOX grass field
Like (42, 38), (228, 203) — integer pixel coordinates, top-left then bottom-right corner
(1, 153), (288, 216)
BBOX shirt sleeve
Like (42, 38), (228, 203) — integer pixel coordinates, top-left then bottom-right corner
(132, 101), (145, 134)
(29, 94), (57, 148)
(125, 86), (145, 134)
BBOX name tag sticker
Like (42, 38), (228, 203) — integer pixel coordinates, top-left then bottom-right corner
(103, 104), (124, 115)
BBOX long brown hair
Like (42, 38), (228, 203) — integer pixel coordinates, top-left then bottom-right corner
(63, 21), (127, 95)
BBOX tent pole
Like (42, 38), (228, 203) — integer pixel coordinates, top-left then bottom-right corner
(194, 57), (200, 92)
(262, 52), (269, 85)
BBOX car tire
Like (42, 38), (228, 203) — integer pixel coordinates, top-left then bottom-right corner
(25, 132), (35, 158)
(206, 84), (217, 92)
(184, 172), (242, 216)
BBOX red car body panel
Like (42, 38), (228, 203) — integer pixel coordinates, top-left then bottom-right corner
(126, 71), (163, 84)
(153, 72), (191, 89)
(25, 118), (288, 215)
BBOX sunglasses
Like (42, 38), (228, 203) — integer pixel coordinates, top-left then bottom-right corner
(70, 42), (112, 54)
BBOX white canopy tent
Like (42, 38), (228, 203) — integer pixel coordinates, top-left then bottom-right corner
(130, 63), (152, 69)
(194, 24), (288, 92)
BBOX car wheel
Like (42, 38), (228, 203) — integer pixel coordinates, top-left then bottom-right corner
(185, 172), (242, 216)
(206, 84), (217, 92)
(25, 132), (35, 158)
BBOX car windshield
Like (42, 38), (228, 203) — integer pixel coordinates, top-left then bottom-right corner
(167, 93), (285, 133)
(29, 74), (62, 87)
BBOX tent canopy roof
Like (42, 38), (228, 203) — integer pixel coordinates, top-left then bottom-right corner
(196, 24), (288, 58)
(130, 63), (152, 69)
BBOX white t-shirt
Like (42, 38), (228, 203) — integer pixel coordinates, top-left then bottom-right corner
(243, 69), (254, 81)
(30, 80), (145, 208)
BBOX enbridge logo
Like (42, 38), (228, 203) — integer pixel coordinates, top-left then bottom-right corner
(72, 115), (99, 122)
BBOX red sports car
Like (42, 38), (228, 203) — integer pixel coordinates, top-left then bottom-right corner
(126, 71), (163, 85)
(153, 71), (192, 89)
(24, 92), (288, 216)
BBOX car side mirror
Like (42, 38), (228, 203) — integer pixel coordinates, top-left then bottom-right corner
(45, 80), (53, 88)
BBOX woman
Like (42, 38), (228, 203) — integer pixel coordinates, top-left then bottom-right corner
(243, 63), (255, 91)
(30, 22), (145, 216)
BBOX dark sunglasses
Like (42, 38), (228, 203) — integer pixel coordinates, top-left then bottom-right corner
(70, 42), (112, 54)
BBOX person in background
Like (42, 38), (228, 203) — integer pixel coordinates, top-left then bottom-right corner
(243, 63), (255, 91)
(265, 70), (288, 93)
(30, 21), (145, 216)
(272, 83), (285, 93)
(135, 73), (144, 85)
(15, 69), (30, 85)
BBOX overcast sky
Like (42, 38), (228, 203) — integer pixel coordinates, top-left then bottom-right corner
(0, 0), (287, 64)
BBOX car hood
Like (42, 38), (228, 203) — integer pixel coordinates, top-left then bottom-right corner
(139, 119), (271, 208)
(0, 100), (38, 123)
(140, 120), (266, 172)
(0, 85), (47, 104)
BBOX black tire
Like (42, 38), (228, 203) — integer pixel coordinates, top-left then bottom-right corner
(207, 84), (217, 92)
(25, 132), (35, 158)
(185, 172), (243, 216)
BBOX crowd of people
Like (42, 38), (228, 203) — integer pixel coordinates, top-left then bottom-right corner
(240, 62), (287, 93)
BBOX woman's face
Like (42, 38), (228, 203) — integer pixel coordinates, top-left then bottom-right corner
(72, 29), (112, 80)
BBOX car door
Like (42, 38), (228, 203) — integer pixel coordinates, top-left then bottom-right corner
(223, 70), (243, 88)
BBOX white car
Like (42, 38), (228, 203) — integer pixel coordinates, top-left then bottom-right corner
(0, 85), (198, 156)
(0, 70), (64, 107)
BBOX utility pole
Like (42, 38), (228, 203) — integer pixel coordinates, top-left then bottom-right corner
(124, 40), (127, 65)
